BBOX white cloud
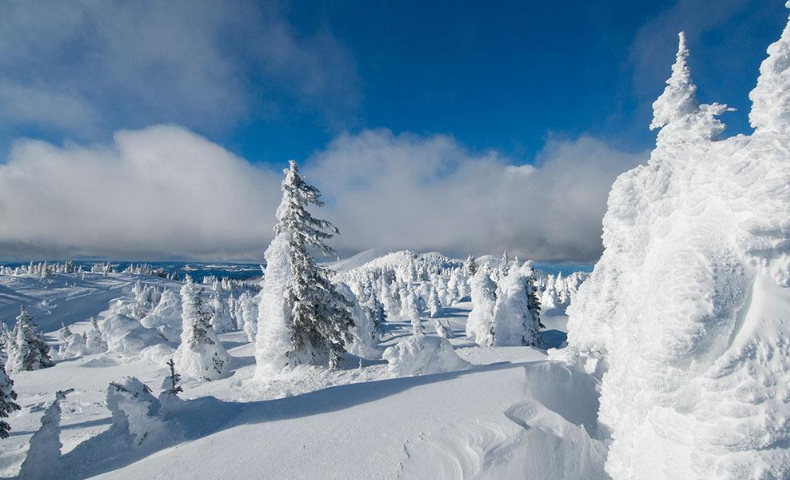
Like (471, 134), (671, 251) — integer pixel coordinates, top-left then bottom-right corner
(307, 130), (646, 261)
(0, 1), (358, 137)
(0, 126), (645, 262)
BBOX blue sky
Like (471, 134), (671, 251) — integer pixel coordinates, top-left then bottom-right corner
(0, 0), (785, 165)
(0, 0), (786, 261)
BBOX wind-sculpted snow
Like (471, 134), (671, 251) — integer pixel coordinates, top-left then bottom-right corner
(383, 335), (469, 377)
(553, 18), (790, 480)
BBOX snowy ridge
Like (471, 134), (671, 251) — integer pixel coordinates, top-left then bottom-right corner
(554, 15), (790, 480)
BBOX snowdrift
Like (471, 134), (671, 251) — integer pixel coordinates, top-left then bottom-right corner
(554, 18), (790, 480)
(383, 335), (470, 377)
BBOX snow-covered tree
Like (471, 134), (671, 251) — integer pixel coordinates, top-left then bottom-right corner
(491, 264), (545, 347)
(651, 32), (730, 144)
(84, 317), (108, 354)
(175, 277), (230, 381)
(0, 358), (19, 439)
(749, 3), (790, 133)
(56, 322), (72, 356)
(433, 318), (452, 338)
(405, 290), (423, 336)
(106, 377), (163, 447)
(427, 285), (443, 318)
(238, 291), (258, 342)
(256, 161), (354, 375)
(7, 307), (53, 372)
(227, 293), (238, 330)
(462, 255), (478, 278)
(466, 271), (497, 347)
(18, 390), (68, 480)
(209, 281), (233, 333)
(498, 251), (511, 279)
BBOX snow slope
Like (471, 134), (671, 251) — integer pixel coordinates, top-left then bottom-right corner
(0, 272), (180, 333)
(0, 280), (601, 479)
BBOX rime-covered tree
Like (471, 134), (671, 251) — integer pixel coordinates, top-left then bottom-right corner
(19, 390), (68, 480)
(84, 317), (108, 354)
(650, 32), (730, 144)
(0, 358), (19, 439)
(256, 161), (354, 374)
(175, 277), (230, 381)
(466, 271), (497, 347)
(428, 285), (443, 318)
(492, 264), (545, 347)
(8, 307), (53, 373)
(524, 271), (545, 347)
(462, 255), (478, 278)
(238, 291), (258, 342)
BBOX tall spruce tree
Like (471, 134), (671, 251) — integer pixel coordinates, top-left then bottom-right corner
(256, 160), (354, 373)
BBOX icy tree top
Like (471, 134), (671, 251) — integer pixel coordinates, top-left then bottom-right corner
(650, 32), (698, 130)
(650, 32), (729, 144)
(749, 2), (790, 133)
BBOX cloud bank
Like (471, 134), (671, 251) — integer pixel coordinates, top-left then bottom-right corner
(0, 126), (645, 262)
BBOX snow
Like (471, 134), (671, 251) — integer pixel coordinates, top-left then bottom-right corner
(553, 15), (790, 479)
(382, 335), (469, 377)
(0, 259), (600, 479)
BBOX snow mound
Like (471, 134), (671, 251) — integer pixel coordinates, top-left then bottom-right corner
(101, 313), (168, 358)
(554, 20), (790, 479)
(140, 289), (182, 343)
(383, 335), (470, 377)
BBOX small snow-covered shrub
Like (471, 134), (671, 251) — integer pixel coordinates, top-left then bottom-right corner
(383, 336), (469, 377)
(106, 377), (163, 447)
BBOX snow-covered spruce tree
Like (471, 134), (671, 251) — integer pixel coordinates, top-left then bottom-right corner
(209, 281), (233, 333)
(650, 32), (730, 144)
(497, 251), (511, 279)
(0, 358), (20, 439)
(56, 322), (72, 357)
(492, 264), (545, 347)
(84, 317), (108, 354)
(256, 161), (354, 375)
(466, 270), (497, 347)
(0, 323), (10, 365)
(428, 285), (443, 318)
(462, 255), (478, 278)
(406, 291), (424, 336)
(524, 268), (545, 347)
(175, 277), (230, 381)
(8, 307), (53, 373)
(239, 291), (258, 342)
(18, 390), (68, 480)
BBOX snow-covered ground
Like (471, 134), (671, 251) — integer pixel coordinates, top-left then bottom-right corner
(0, 269), (601, 480)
